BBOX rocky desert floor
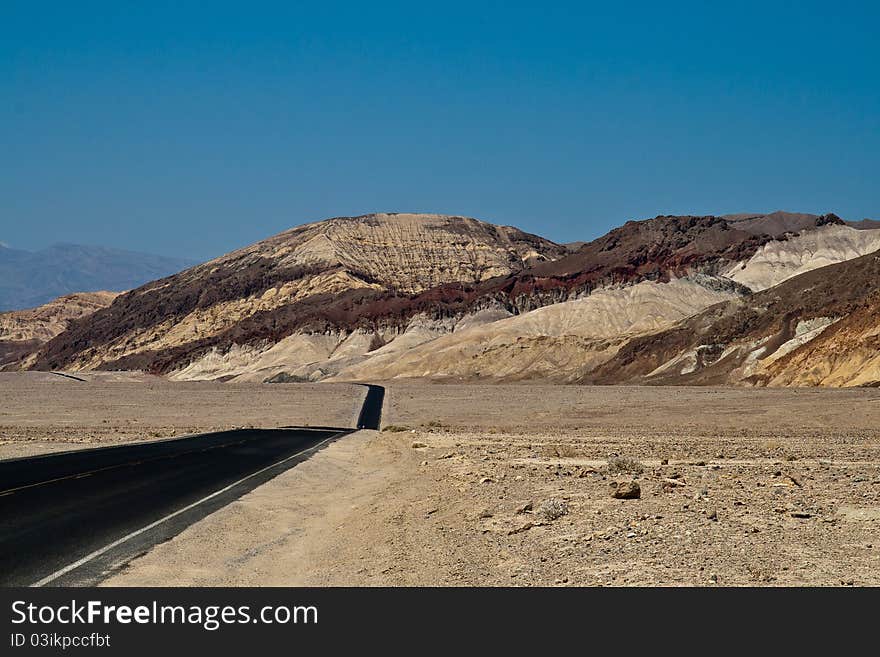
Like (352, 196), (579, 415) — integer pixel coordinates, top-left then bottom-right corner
(102, 382), (880, 587)
(2, 375), (878, 586)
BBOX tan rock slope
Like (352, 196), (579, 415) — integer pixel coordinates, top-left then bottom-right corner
(0, 291), (118, 369)
(758, 294), (880, 387)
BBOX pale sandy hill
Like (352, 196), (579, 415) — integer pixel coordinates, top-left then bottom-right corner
(328, 278), (738, 382)
(724, 224), (880, 291)
(0, 291), (118, 369)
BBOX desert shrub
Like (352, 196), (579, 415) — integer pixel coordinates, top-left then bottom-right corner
(538, 498), (570, 521)
(604, 456), (645, 475)
(382, 425), (410, 433)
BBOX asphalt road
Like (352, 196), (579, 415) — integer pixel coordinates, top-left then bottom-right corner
(0, 383), (384, 587)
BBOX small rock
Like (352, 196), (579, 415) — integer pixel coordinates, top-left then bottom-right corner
(507, 522), (533, 536)
(611, 481), (641, 500)
(515, 501), (534, 514)
(477, 509), (493, 519)
(790, 511), (813, 519)
(708, 573), (719, 584)
(660, 458), (669, 465)
(479, 477), (495, 484)
(707, 509), (718, 521)
(411, 441), (427, 449)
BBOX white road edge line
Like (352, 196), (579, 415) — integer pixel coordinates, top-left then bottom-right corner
(32, 430), (347, 587)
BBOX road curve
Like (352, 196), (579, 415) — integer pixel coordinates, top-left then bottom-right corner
(0, 383), (384, 586)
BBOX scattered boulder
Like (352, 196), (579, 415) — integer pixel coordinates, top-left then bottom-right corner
(611, 481), (641, 500)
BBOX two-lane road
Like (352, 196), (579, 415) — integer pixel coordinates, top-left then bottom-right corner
(0, 384), (384, 586)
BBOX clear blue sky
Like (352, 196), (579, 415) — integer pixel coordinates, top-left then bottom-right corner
(2, 1), (878, 260)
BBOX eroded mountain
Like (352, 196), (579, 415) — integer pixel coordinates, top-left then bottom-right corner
(24, 210), (880, 386)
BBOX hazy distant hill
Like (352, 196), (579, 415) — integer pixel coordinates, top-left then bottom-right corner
(0, 243), (195, 311)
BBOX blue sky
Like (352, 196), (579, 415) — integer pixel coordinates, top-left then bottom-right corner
(2, 1), (878, 260)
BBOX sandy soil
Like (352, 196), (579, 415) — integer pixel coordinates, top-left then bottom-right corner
(0, 373), (365, 459)
(103, 383), (880, 587)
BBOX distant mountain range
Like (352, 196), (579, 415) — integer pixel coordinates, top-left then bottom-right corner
(0, 243), (195, 311)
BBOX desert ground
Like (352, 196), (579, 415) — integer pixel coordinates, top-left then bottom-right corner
(2, 375), (879, 586)
(0, 372), (365, 459)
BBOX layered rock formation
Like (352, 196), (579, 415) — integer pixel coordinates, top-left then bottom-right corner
(23, 210), (880, 387)
(30, 214), (566, 374)
(589, 250), (880, 387)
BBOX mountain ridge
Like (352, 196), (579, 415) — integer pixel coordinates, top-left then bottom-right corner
(13, 210), (880, 387)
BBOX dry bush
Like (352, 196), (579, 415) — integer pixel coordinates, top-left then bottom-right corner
(604, 456), (645, 475)
(538, 498), (570, 521)
(382, 425), (410, 433)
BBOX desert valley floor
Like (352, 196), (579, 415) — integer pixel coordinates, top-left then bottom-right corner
(2, 373), (879, 586)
